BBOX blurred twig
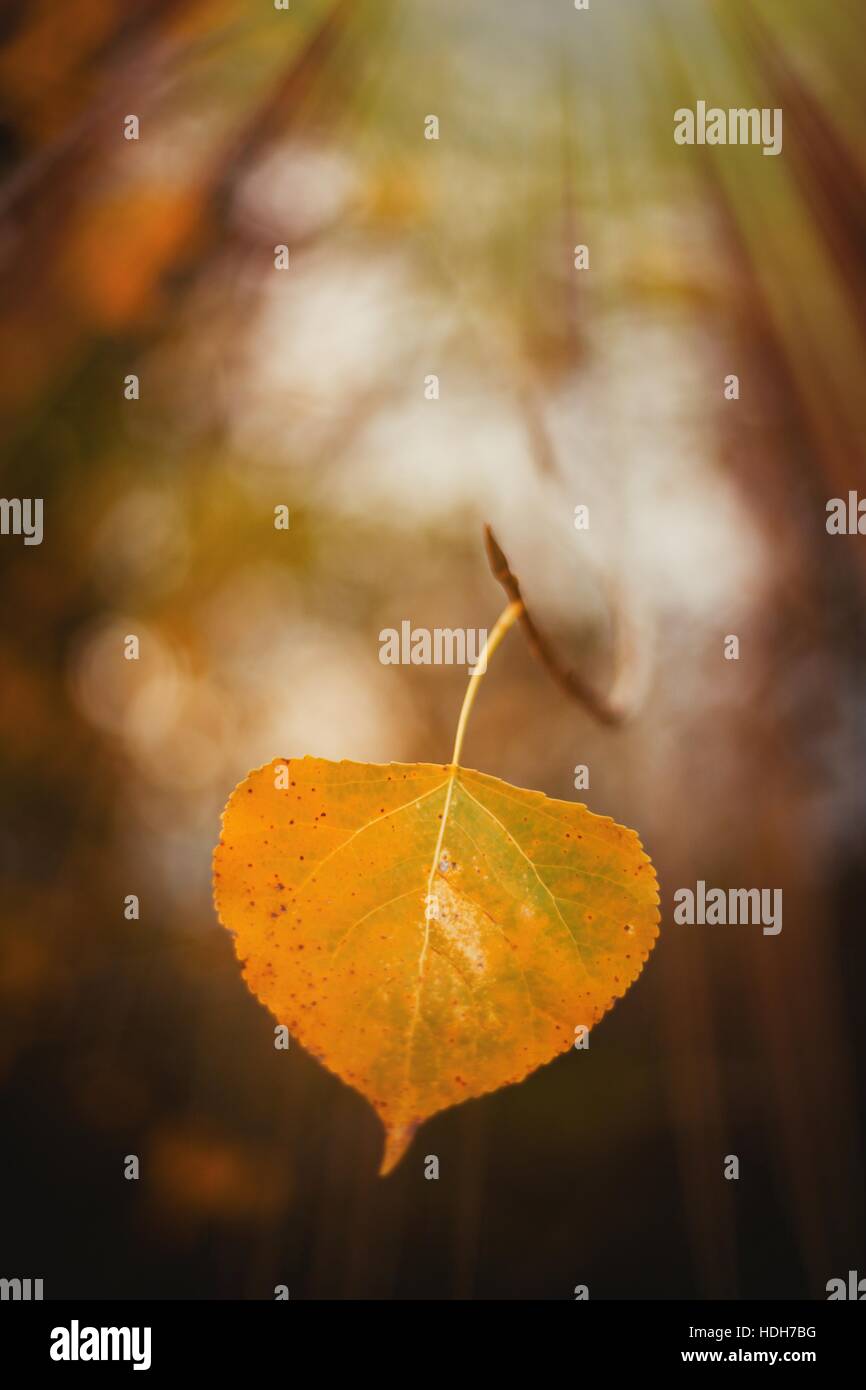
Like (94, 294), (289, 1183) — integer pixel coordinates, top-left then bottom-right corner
(483, 523), (641, 726)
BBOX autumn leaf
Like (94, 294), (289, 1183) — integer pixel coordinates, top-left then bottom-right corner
(213, 602), (660, 1174)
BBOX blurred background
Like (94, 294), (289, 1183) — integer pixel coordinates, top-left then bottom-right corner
(1, 0), (865, 1299)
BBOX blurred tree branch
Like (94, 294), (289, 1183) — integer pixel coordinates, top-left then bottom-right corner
(483, 523), (642, 726)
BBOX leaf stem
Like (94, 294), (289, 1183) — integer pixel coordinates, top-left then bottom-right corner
(449, 600), (524, 768)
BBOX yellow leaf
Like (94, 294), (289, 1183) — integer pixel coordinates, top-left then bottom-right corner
(213, 602), (660, 1173)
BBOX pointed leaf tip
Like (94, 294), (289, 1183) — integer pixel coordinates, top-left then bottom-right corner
(379, 1122), (418, 1176)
